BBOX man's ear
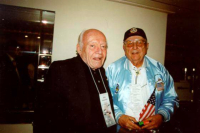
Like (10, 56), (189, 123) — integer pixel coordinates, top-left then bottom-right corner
(145, 43), (149, 55)
(146, 43), (149, 50)
(123, 44), (125, 51)
(76, 44), (81, 54)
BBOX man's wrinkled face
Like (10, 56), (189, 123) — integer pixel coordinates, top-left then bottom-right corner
(77, 30), (107, 70)
(123, 36), (149, 67)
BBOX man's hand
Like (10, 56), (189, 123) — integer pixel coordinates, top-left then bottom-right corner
(118, 115), (141, 130)
(141, 114), (163, 130)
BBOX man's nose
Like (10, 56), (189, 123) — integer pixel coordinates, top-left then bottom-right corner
(132, 43), (137, 49)
(96, 46), (102, 54)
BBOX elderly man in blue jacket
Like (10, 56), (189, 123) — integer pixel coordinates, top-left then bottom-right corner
(106, 27), (179, 132)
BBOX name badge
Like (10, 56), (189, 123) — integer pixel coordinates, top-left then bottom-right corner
(99, 93), (116, 127)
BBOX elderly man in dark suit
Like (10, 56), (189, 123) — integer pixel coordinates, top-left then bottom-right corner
(34, 29), (116, 133)
(0, 41), (21, 121)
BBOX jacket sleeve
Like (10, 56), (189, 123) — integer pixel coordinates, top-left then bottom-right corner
(106, 66), (124, 123)
(34, 61), (64, 133)
(156, 65), (179, 122)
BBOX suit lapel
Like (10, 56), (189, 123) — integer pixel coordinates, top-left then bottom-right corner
(73, 56), (91, 118)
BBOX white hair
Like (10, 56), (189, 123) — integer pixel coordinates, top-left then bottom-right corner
(77, 29), (108, 50)
(78, 30), (86, 49)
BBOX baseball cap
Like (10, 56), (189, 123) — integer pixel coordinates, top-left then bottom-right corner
(123, 27), (147, 41)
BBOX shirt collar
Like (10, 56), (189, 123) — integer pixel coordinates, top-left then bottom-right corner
(77, 54), (101, 72)
(128, 58), (146, 71)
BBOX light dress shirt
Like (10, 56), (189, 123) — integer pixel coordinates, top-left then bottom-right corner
(125, 59), (150, 121)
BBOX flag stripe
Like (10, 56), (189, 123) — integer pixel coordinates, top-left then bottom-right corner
(139, 90), (156, 121)
(139, 104), (150, 120)
(139, 104), (149, 118)
(140, 104), (155, 121)
(148, 108), (155, 117)
(145, 106), (155, 120)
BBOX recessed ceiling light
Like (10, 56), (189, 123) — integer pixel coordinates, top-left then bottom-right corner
(42, 50), (47, 54)
(42, 20), (48, 24)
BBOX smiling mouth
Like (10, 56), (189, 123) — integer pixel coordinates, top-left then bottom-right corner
(132, 51), (139, 54)
(93, 57), (102, 61)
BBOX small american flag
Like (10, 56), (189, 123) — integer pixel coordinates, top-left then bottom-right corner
(139, 90), (155, 121)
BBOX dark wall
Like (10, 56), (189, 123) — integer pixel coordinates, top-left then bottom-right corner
(164, 11), (200, 133)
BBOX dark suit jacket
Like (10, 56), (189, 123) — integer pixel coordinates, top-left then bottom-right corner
(34, 55), (116, 133)
(0, 54), (20, 113)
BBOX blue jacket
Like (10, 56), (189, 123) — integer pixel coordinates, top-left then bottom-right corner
(106, 56), (179, 124)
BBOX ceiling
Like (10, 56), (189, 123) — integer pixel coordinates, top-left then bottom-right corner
(152, 0), (200, 13)
(109, 0), (200, 14)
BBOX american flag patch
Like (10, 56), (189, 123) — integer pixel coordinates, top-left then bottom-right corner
(156, 82), (164, 91)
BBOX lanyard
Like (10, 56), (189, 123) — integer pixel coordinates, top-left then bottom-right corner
(88, 66), (116, 127)
(88, 66), (108, 94)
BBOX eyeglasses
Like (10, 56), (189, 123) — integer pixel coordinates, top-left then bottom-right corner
(124, 39), (146, 47)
